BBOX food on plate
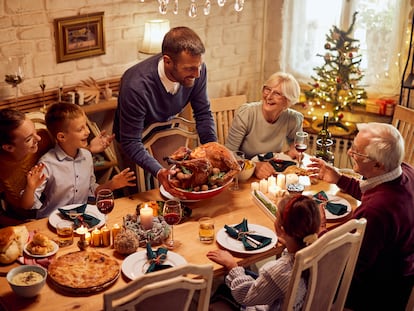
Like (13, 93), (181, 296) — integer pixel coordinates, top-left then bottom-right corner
(165, 142), (240, 191)
(0, 225), (29, 264)
(11, 271), (43, 286)
(113, 228), (140, 255)
(283, 165), (312, 176)
(48, 251), (119, 290)
(124, 214), (170, 246)
(26, 233), (55, 255)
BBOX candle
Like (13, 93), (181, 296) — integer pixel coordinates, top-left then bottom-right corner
(140, 204), (154, 230)
(92, 228), (101, 247)
(251, 181), (259, 191)
(76, 225), (87, 241)
(259, 179), (268, 193)
(267, 175), (276, 189)
(277, 174), (286, 189)
(85, 232), (91, 244)
(268, 185), (280, 199)
(112, 223), (121, 245)
(285, 173), (299, 186)
(101, 225), (111, 247)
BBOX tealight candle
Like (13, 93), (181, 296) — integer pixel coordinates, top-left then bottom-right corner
(92, 228), (101, 247)
(112, 223), (121, 245)
(277, 173), (286, 189)
(140, 204), (154, 230)
(101, 225), (111, 247)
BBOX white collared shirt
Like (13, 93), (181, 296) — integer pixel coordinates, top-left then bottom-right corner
(158, 58), (180, 95)
(359, 165), (403, 193)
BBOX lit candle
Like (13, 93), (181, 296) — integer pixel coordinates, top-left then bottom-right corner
(277, 174), (286, 189)
(76, 225), (87, 241)
(268, 185), (280, 199)
(85, 232), (91, 244)
(259, 179), (268, 193)
(140, 204), (154, 230)
(101, 225), (111, 247)
(251, 181), (259, 191)
(92, 228), (101, 247)
(267, 175), (276, 189)
(285, 173), (299, 186)
(112, 224), (121, 245)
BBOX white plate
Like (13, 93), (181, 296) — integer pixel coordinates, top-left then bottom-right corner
(216, 224), (277, 254)
(251, 152), (294, 163)
(159, 185), (200, 203)
(23, 240), (59, 258)
(122, 250), (187, 280)
(48, 204), (105, 230)
(319, 194), (352, 221)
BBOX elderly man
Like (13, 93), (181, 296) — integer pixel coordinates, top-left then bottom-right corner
(309, 122), (414, 311)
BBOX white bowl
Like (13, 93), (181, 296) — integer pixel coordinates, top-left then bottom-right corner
(238, 160), (256, 182)
(7, 265), (47, 297)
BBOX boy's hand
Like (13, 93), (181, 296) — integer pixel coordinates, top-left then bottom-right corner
(111, 168), (136, 189)
(89, 130), (115, 154)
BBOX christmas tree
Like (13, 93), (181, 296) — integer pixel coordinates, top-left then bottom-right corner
(306, 11), (367, 129)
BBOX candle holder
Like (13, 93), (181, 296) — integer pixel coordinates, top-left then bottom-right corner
(77, 239), (89, 250)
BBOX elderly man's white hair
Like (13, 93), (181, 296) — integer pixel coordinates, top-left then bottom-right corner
(356, 122), (405, 171)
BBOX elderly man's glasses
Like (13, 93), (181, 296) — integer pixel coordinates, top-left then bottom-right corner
(349, 143), (372, 159)
(262, 86), (285, 99)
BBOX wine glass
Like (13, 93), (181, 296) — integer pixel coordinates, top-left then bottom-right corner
(5, 56), (25, 105)
(96, 189), (114, 223)
(163, 199), (182, 250)
(229, 150), (245, 191)
(294, 131), (309, 168)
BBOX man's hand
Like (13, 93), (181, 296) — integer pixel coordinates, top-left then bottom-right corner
(307, 157), (341, 184)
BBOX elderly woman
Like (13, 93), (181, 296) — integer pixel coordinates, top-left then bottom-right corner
(225, 72), (304, 179)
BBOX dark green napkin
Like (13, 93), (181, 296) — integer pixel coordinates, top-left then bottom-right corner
(224, 218), (272, 251)
(313, 191), (348, 216)
(257, 152), (296, 172)
(58, 204), (100, 229)
(145, 243), (172, 273)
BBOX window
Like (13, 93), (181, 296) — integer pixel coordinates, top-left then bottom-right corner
(282, 0), (411, 96)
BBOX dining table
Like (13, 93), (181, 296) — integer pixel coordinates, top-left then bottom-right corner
(0, 173), (359, 311)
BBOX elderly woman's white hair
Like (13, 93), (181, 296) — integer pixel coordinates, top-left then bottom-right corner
(264, 72), (300, 107)
(357, 122), (405, 171)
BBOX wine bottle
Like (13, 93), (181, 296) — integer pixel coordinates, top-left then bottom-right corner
(315, 112), (335, 165)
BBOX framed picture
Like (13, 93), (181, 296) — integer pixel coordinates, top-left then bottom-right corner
(54, 12), (105, 63)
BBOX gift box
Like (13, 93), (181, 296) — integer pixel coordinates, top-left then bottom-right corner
(365, 98), (396, 116)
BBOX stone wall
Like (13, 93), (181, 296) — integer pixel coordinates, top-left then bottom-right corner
(0, 0), (281, 103)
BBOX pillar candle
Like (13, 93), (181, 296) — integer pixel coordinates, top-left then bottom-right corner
(140, 204), (154, 230)
(268, 185), (280, 199)
(285, 173), (299, 186)
(267, 175), (276, 189)
(76, 225), (87, 241)
(251, 181), (259, 191)
(277, 174), (286, 189)
(101, 225), (111, 247)
(112, 224), (121, 245)
(85, 232), (91, 244)
(259, 179), (268, 193)
(92, 228), (101, 247)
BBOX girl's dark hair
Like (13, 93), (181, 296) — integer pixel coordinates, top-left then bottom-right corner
(162, 26), (205, 61)
(278, 195), (321, 247)
(0, 108), (26, 146)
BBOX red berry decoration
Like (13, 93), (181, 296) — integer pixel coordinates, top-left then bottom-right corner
(336, 77), (342, 83)
(338, 113), (344, 119)
(324, 43), (331, 49)
(348, 52), (353, 58)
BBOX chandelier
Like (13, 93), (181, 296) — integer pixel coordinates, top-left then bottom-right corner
(140, 0), (245, 17)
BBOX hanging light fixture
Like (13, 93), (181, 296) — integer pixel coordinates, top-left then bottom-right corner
(139, 19), (170, 54)
(140, 0), (245, 17)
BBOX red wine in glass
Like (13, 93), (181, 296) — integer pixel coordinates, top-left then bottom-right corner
(96, 189), (114, 222)
(163, 213), (180, 225)
(163, 200), (182, 249)
(294, 132), (309, 168)
(295, 143), (308, 153)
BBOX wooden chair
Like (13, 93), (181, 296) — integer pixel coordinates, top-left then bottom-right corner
(137, 116), (199, 192)
(26, 111), (47, 130)
(209, 95), (246, 145)
(392, 105), (414, 166)
(282, 218), (367, 311)
(103, 264), (213, 311)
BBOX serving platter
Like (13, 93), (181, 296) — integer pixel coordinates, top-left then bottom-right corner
(48, 204), (105, 230)
(122, 250), (187, 280)
(23, 241), (59, 258)
(216, 224), (277, 254)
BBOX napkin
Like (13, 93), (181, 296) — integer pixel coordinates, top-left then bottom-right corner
(257, 152), (296, 172)
(313, 191), (348, 216)
(224, 218), (272, 251)
(145, 243), (173, 273)
(58, 204), (100, 229)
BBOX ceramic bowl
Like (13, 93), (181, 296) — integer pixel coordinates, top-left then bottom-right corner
(238, 160), (256, 182)
(7, 265), (47, 298)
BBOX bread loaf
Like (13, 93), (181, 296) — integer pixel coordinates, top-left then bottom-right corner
(0, 225), (29, 264)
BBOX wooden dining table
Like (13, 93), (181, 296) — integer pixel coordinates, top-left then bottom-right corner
(0, 176), (359, 311)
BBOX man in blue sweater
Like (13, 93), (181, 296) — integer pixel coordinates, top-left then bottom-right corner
(113, 26), (217, 195)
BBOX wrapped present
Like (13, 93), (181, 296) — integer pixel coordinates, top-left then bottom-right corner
(365, 98), (396, 116)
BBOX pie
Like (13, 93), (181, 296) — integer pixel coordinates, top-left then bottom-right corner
(48, 251), (119, 291)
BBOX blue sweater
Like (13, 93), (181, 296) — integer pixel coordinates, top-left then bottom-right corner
(113, 54), (217, 177)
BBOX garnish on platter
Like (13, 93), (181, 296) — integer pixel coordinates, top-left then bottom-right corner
(253, 190), (278, 216)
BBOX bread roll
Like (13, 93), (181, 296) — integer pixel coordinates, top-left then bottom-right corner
(0, 225), (29, 264)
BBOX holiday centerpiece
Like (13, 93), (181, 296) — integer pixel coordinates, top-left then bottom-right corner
(306, 11), (367, 134)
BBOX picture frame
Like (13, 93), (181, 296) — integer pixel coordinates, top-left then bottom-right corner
(54, 12), (105, 63)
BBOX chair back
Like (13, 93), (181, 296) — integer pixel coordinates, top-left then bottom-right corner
(209, 95), (246, 145)
(26, 111), (47, 130)
(392, 105), (414, 165)
(282, 218), (367, 311)
(137, 116), (199, 192)
(103, 264), (213, 311)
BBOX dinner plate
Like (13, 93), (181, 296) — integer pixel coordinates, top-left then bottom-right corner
(23, 240), (59, 258)
(122, 250), (187, 280)
(48, 204), (105, 230)
(251, 152), (294, 163)
(216, 224), (277, 254)
(159, 185), (200, 203)
(319, 194), (352, 222)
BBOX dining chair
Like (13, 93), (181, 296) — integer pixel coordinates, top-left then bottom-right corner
(282, 218), (367, 311)
(103, 263), (214, 311)
(209, 95), (247, 145)
(392, 105), (414, 166)
(26, 111), (47, 130)
(137, 116), (199, 192)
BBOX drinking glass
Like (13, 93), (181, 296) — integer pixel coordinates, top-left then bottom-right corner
(294, 131), (309, 168)
(5, 56), (25, 104)
(96, 189), (114, 223)
(229, 150), (245, 191)
(163, 200), (182, 250)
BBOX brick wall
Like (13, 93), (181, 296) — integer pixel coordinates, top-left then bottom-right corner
(1, 0), (280, 104)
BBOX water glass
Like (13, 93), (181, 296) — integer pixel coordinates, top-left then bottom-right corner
(198, 217), (215, 243)
(56, 220), (74, 247)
